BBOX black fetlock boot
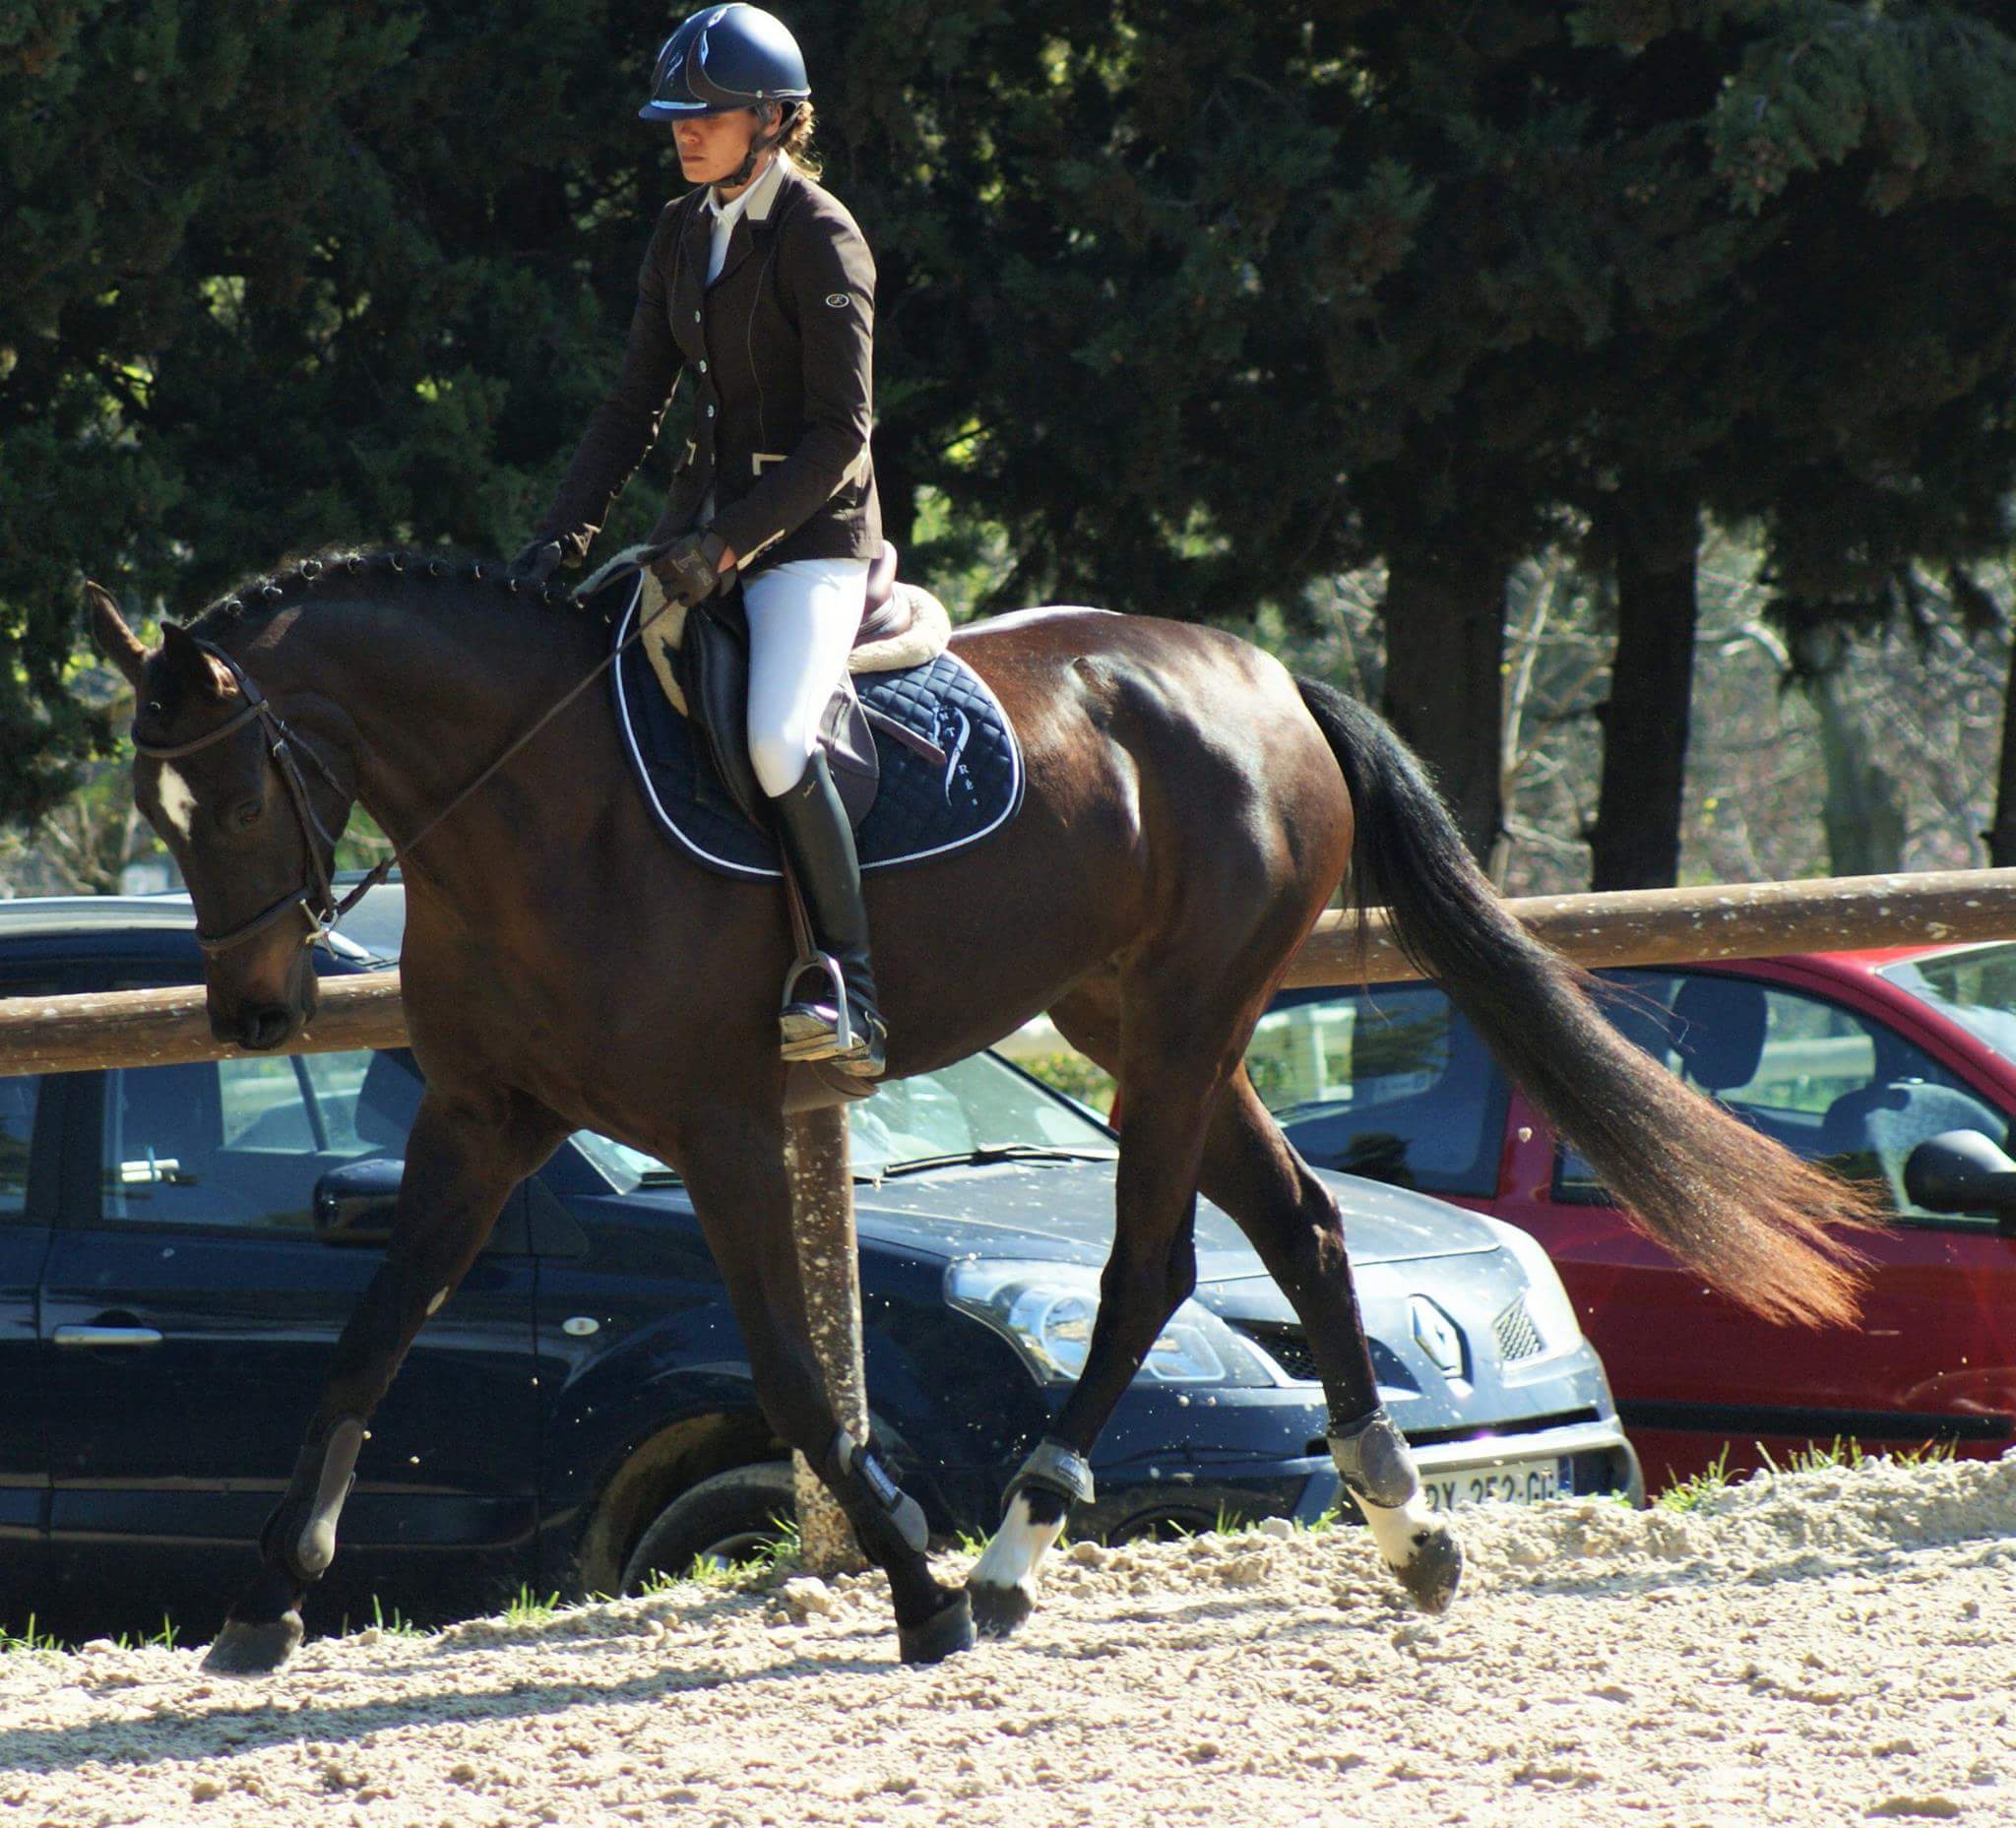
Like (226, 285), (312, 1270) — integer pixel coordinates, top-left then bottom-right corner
(769, 751), (888, 1077)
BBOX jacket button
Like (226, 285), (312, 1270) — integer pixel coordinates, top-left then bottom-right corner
(693, 309), (702, 324)
(707, 404), (716, 417)
(698, 359), (708, 372)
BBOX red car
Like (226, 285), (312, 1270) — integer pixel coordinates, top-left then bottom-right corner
(1263, 942), (2016, 1492)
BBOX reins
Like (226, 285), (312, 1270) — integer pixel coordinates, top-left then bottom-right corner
(135, 564), (674, 955)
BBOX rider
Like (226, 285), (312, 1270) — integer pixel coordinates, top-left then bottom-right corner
(511, 2), (887, 1077)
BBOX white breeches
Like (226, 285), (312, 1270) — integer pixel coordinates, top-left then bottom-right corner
(741, 556), (870, 798)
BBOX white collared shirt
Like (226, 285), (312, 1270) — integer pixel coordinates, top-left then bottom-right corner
(705, 148), (789, 284)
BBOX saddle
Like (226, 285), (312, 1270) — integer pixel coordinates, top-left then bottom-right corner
(582, 539), (954, 829)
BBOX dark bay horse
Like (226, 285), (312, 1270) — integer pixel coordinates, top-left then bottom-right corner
(86, 554), (1868, 1673)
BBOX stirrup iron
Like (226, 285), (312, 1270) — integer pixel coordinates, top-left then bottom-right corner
(779, 949), (858, 1062)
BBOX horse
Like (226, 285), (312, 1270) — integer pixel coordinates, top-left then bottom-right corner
(84, 552), (1869, 1674)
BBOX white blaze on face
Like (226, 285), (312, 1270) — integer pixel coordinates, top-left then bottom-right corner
(156, 764), (198, 841)
(971, 1490), (1067, 1600)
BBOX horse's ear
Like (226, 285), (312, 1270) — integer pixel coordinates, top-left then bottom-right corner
(159, 618), (239, 701)
(84, 581), (150, 691)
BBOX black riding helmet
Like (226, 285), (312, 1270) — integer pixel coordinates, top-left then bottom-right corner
(639, 4), (810, 121)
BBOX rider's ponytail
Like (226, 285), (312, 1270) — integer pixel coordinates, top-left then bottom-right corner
(779, 99), (823, 180)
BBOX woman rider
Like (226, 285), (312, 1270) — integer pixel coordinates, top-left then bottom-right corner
(510, 3), (887, 1077)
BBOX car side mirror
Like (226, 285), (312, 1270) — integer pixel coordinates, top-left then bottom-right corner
(1903, 1131), (2016, 1220)
(315, 1157), (404, 1245)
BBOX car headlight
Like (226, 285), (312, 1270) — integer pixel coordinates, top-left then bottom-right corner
(1480, 1219), (1585, 1359)
(945, 1259), (1278, 1388)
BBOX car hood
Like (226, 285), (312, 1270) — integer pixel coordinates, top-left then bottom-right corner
(850, 1159), (1500, 1283)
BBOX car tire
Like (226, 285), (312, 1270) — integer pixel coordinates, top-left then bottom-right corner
(618, 1462), (798, 1595)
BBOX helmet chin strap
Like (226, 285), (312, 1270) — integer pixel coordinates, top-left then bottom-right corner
(717, 102), (790, 193)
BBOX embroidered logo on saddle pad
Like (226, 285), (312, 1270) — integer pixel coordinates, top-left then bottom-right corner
(607, 578), (1025, 881)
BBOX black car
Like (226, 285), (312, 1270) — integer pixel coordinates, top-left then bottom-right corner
(0, 894), (1636, 1643)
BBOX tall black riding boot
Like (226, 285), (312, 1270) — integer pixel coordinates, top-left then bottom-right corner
(769, 750), (888, 1077)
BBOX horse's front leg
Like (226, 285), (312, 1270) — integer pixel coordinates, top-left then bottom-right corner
(677, 1104), (975, 1664)
(204, 1086), (566, 1675)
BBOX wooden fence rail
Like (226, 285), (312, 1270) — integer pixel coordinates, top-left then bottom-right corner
(7, 866), (2016, 1077)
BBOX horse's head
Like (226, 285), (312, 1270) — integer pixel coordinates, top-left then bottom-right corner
(88, 582), (358, 1050)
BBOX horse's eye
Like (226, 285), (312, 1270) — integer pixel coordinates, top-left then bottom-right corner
(232, 799), (264, 830)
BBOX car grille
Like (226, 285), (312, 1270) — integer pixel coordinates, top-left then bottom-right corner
(1491, 1296), (1545, 1362)
(1231, 1322), (1420, 1392)
(1235, 1320), (1320, 1382)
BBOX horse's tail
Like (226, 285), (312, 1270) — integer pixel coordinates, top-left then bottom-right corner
(1292, 673), (1870, 1327)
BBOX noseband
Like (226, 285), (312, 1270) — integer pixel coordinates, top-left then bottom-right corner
(132, 638), (357, 955)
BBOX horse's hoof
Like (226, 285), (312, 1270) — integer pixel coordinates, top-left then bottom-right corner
(202, 1611), (304, 1676)
(966, 1580), (1034, 1639)
(1393, 1526), (1464, 1615)
(897, 1594), (976, 1665)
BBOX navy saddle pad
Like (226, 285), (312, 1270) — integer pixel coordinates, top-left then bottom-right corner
(609, 581), (1025, 881)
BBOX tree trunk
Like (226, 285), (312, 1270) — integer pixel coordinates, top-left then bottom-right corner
(1781, 625), (1907, 877)
(1987, 629), (2016, 867)
(1808, 670), (1907, 877)
(1381, 545), (1510, 865)
(1589, 490), (1701, 892)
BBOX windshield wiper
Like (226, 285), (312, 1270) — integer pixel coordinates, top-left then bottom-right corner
(873, 1144), (1117, 1180)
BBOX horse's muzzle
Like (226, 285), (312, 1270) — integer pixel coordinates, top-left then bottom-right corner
(215, 1002), (304, 1052)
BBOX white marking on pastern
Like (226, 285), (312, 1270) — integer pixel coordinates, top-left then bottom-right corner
(972, 1490), (1067, 1599)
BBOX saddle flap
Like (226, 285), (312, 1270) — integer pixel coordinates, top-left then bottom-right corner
(670, 588), (880, 833)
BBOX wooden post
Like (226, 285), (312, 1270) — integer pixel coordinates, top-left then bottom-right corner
(782, 1103), (869, 1576)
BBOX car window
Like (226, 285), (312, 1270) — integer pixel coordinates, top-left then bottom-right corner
(1251, 984), (1511, 1196)
(98, 1049), (416, 1234)
(1560, 971), (2010, 1224)
(1880, 944), (2016, 1069)
(0, 1076), (38, 1223)
(571, 1049), (1115, 1188)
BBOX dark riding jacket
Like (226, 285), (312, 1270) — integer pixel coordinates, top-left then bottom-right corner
(532, 153), (882, 576)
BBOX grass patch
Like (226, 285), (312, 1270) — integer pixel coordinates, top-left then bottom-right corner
(634, 1510), (806, 1598)
(368, 1595), (424, 1637)
(1658, 1446), (1732, 1513)
(1759, 1435), (1958, 1477)
(0, 1615), (61, 1656)
(502, 1585), (564, 1626)
(111, 1615), (180, 1653)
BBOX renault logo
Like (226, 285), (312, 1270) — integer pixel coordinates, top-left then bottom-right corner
(1409, 1295), (1466, 1379)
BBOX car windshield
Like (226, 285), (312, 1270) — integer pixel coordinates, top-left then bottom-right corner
(571, 1049), (1117, 1190)
(1878, 944), (2016, 1069)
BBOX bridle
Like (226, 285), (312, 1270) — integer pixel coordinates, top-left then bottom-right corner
(132, 638), (357, 955)
(132, 572), (677, 957)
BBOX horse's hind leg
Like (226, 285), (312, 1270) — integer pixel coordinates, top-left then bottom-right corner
(1194, 1070), (1462, 1613)
(204, 1086), (569, 1675)
(967, 977), (1226, 1637)
(676, 1103), (974, 1664)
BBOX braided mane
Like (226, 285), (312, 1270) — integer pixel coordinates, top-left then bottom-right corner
(188, 545), (573, 639)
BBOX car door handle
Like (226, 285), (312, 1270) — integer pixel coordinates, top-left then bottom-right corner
(52, 1325), (164, 1350)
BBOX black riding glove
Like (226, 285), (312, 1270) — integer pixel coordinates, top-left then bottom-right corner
(507, 538), (566, 587)
(647, 531), (733, 607)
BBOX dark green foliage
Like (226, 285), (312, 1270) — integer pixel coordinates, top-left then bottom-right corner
(11, 0), (2016, 868)
(0, 0), (678, 820)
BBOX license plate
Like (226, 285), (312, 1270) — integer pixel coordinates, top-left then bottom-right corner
(1419, 1455), (1564, 1511)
